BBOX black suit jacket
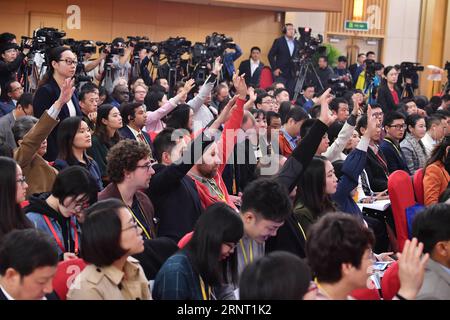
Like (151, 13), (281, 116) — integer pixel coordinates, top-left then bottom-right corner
(379, 138), (411, 175)
(238, 59), (264, 87)
(268, 36), (299, 79)
(118, 125), (155, 155)
(376, 84), (401, 114)
(0, 287), (59, 300)
(33, 77), (81, 161)
(365, 147), (389, 192)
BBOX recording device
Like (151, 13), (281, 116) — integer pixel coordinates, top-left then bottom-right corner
(157, 36), (191, 61)
(398, 62), (424, 98)
(95, 41), (124, 56)
(204, 32), (236, 58)
(400, 62), (424, 78)
(296, 27), (326, 59)
(365, 59), (376, 80)
(328, 78), (347, 97)
(292, 27), (327, 101)
(20, 27), (67, 53)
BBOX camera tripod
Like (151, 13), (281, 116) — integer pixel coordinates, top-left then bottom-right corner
(292, 58), (324, 102)
(17, 52), (40, 93)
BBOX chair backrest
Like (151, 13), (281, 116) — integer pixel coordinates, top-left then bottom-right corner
(380, 261), (400, 300)
(52, 258), (87, 300)
(177, 231), (193, 249)
(259, 66), (274, 90)
(350, 287), (381, 300)
(388, 170), (416, 251)
(413, 168), (425, 205)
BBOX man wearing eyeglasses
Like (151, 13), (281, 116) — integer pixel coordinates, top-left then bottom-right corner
(99, 139), (157, 240)
(380, 111), (410, 174)
(0, 80), (23, 116)
(0, 92), (33, 150)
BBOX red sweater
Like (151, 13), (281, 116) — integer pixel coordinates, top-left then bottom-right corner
(189, 97), (245, 211)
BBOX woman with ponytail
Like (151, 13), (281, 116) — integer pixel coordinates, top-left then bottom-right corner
(32, 46), (81, 161)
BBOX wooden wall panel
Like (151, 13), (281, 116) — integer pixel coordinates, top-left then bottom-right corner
(326, 0), (388, 37)
(0, 0), (281, 66)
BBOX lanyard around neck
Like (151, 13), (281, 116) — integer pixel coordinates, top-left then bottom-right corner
(240, 239), (253, 265)
(43, 215), (79, 255)
(199, 276), (211, 300)
(120, 194), (152, 240)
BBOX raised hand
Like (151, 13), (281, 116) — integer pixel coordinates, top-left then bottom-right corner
(364, 104), (378, 138)
(318, 88), (336, 126)
(183, 79), (196, 94)
(396, 238), (429, 300)
(232, 71), (247, 98)
(212, 56), (223, 76)
(56, 78), (75, 109)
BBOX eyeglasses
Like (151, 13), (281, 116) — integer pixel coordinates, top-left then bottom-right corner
(122, 221), (139, 232)
(11, 86), (23, 92)
(372, 112), (384, 118)
(136, 159), (157, 171)
(65, 198), (89, 212)
(59, 59), (78, 66)
(16, 176), (27, 185)
(389, 124), (407, 130)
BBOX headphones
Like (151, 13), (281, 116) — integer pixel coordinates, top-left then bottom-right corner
(282, 24), (294, 34)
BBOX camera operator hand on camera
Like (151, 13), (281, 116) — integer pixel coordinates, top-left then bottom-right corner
(22, 39), (32, 56)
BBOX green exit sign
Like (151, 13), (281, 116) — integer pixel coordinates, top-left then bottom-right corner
(344, 20), (369, 31)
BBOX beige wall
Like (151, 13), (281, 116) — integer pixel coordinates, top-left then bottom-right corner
(0, 0), (283, 66)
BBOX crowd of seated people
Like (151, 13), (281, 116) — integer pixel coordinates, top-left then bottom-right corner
(0, 30), (449, 301)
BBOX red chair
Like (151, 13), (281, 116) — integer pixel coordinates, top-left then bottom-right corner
(259, 66), (273, 90)
(413, 168), (425, 205)
(388, 170), (416, 251)
(351, 287), (381, 300)
(177, 231), (193, 249)
(52, 258), (87, 300)
(381, 261), (400, 300)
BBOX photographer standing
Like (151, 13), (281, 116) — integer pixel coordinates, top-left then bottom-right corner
(33, 47), (81, 161)
(268, 23), (299, 97)
(0, 33), (29, 96)
(138, 45), (158, 87)
(376, 66), (402, 114)
(222, 43), (242, 82)
(111, 37), (132, 83)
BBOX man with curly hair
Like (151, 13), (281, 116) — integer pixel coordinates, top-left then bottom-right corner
(98, 139), (156, 240)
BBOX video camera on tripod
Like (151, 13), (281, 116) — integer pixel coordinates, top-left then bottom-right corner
(20, 27), (67, 54)
(399, 61), (424, 98)
(95, 41), (124, 56)
(296, 27), (326, 61)
(292, 27), (327, 101)
(190, 32), (235, 82)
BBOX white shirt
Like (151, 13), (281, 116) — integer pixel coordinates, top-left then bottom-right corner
(250, 59), (260, 76)
(67, 99), (76, 117)
(285, 36), (295, 56)
(421, 132), (437, 158)
(0, 285), (15, 300)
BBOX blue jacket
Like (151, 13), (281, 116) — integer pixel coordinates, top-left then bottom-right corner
(223, 45), (242, 78)
(25, 193), (81, 259)
(0, 100), (14, 117)
(332, 148), (367, 218)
